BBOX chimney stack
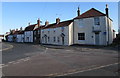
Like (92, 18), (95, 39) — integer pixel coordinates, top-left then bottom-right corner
(56, 18), (60, 24)
(37, 18), (40, 27)
(28, 22), (30, 26)
(16, 29), (18, 31)
(77, 7), (80, 16)
(20, 27), (23, 31)
(45, 20), (49, 26)
(105, 4), (109, 17)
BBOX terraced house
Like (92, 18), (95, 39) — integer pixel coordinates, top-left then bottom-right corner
(5, 5), (116, 46)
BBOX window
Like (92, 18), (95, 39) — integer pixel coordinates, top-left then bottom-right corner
(53, 37), (56, 42)
(78, 33), (85, 40)
(48, 37), (50, 42)
(94, 17), (100, 25)
(57, 37), (60, 42)
(42, 37), (44, 42)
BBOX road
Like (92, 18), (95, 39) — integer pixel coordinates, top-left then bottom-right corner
(2, 42), (119, 76)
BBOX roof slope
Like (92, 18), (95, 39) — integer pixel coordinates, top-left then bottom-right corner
(74, 8), (106, 19)
(43, 20), (73, 29)
(25, 24), (37, 31)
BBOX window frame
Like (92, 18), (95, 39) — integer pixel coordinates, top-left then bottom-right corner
(78, 33), (85, 40)
(94, 17), (100, 25)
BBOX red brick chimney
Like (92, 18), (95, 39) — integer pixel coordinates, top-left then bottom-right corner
(37, 18), (40, 27)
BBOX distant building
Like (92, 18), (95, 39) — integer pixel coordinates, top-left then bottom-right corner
(16, 31), (24, 42)
(24, 19), (40, 43)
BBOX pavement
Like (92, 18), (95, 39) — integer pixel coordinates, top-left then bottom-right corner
(2, 42), (119, 76)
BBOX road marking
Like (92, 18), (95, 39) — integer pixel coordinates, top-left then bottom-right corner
(8, 61), (15, 64)
(2, 44), (13, 51)
(66, 50), (71, 51)
(57, 62), (119, 76)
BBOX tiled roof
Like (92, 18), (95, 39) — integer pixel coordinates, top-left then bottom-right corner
(18, 31), (24, 34)
(74, 8), (106, 19)
(25, 24), (37, 31)
(12, 31), (20, 35)
(43, 20), (73, 29)
(34, 25), (45, 30)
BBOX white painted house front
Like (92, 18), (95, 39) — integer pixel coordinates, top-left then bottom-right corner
(7, 35), (13, 42)
(40, 5), (115, 46)
(24, 19), (40, 43)
(73, 8), (114, 45)
(24, 24), (37, 42)
(16, 31), (24, 42)
(41, 19), (73, 45)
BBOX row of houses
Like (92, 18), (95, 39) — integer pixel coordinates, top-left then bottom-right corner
(5, 5), (116, 46)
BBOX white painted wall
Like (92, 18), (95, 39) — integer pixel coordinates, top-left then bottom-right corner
(8, 35), (13, 42)
(68, 22), (73, 45)
(73, 16), (113, 45)
(16, 34), (24, 42)
(24, 31), (33, 42)
(41, 26), (69, 45)
(105, 17), (114, 45)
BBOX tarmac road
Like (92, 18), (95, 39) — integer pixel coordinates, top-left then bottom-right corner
(2, 42), (119, 76)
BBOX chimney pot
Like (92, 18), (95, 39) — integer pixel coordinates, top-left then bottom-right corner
(37, 18), (40, 27)
(105, 4), (109, 17)
(77, 7), (80, 16)
(45, 20), (49, 26)
(56, 18), (60, 24)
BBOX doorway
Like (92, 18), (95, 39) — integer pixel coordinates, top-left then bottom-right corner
(95, 32), (99, 45)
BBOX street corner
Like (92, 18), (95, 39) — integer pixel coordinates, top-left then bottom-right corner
(2, 43), (13, 51)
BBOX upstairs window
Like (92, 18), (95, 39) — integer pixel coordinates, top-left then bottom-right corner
(78, 33), (85, 40)
(94, 17), (100, 25)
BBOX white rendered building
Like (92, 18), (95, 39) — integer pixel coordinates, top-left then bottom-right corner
(40, 5), (115, 46)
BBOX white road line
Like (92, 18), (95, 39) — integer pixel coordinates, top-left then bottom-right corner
(57, 62), (119, 76)
(8, 61), (15, 64)
(66, 50), (71, 51)
(2, 65), (8, 67)
(2, 44), (13, 51)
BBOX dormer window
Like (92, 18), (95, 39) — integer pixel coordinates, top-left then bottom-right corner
(94, 17), (100, 25)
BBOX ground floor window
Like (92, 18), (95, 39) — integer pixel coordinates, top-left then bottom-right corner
(48, 37), (50, 42)
(57, 37), (60, 42)
(53, 37), (56, 42)
(78, 33), (85, 40)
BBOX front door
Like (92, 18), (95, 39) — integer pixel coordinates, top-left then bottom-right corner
(62, 37), (64, 45)
(95, 33), (99, 45)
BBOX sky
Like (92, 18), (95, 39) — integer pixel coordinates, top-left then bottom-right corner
(1, 2), (118, 34)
